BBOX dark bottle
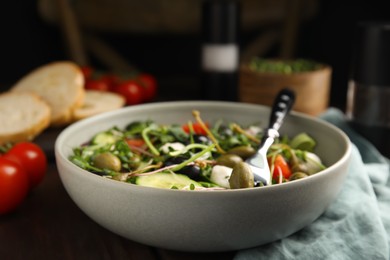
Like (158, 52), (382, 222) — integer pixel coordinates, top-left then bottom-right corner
(201, 0), (240, 101)
(346, 22), (390, 158)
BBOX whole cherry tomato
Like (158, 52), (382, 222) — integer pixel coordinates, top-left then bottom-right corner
(85, 79), (110, 91)
(137, 73), (157, 101)
(114, 80), (145, 105)
(4, 142), (47, 189)
(80, 66), (93, 79)
(0, 157), (29, 215)
(99, 74), (121, 91)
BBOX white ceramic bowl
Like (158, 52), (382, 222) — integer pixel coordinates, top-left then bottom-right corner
(55, 101), (351, 252)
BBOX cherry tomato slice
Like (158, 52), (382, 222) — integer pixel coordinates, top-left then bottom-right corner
(182, 122), (209, 136)
(126, 139), (146, 148)
(269, 154), (292, 182)
(0, 158), (29, 215)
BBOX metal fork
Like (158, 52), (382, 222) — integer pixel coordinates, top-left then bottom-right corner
(246, 88), (296, 186)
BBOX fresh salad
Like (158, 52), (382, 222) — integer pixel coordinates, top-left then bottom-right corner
(69, 110), (325, 190)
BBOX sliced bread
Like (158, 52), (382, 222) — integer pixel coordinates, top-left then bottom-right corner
(11, 61), (85, 126)
(72, 90), (125, 121)
(0, 92), (51, 144)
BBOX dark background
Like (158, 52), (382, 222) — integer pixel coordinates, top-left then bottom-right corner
(0, 0), (389, 111)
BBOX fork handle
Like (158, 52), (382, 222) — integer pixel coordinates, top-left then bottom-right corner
(268, 88), (296, 131)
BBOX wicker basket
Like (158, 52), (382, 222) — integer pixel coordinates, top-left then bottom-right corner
(239, 63), (332, 116)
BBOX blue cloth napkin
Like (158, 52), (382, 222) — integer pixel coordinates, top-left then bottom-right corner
(234, 108), (390, 260)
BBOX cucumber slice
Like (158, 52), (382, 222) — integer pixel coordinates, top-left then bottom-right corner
(92, 132), (118, 145)
(290, 133), (316, 152)
(136, 173), (202, 190)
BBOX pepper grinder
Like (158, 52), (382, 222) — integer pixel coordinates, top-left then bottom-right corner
(201, 0), (240, 101)
(346, 21), (390, 158)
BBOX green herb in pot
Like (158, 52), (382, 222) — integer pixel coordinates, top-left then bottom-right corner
(249, 58), (323, 74)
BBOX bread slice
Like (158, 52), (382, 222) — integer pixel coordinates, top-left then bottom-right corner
(72, 90), (125, 121)
(11, 61), (85, 127)
(0, 92), (50, 144)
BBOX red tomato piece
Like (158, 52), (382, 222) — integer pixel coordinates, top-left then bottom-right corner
(182, 122), (209, 136)
(4, 142), (47, 189)
(114, 80), (145, 105)
(126, 139), (146, 148)
(269, 154), (292, 182)
(0, 158), (29, 215)
(137, 73), (157, 101)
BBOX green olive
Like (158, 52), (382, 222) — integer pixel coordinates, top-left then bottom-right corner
(216, 154), (243, 168)
(227, 146), (256, 160)
(291, 163), (308, 174)
(229, 162), (254, 189)
(289, 172), (308, 181)
(290, 150), (309, 174)
(93, 152), (122, 172)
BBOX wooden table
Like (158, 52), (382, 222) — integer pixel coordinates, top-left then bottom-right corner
(0, 130), (236, 260)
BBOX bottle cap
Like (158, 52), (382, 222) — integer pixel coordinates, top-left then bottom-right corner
(202, 0), (240, 44)
(351, 21), (390, 87)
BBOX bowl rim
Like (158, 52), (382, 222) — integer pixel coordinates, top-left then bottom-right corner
(55, 100), (352, 194)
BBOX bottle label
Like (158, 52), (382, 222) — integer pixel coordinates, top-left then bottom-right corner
(202, 44), (239, 72)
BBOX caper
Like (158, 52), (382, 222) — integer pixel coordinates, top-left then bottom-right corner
(216, 154), (243, 168)
(218, 125), (233, 136)
(93, 152), (122, 172)
(229, 162), (254, 189)
(289, 172), (308, 181)
(227, 146), (256, 160)
(193, 134), (212, 145)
